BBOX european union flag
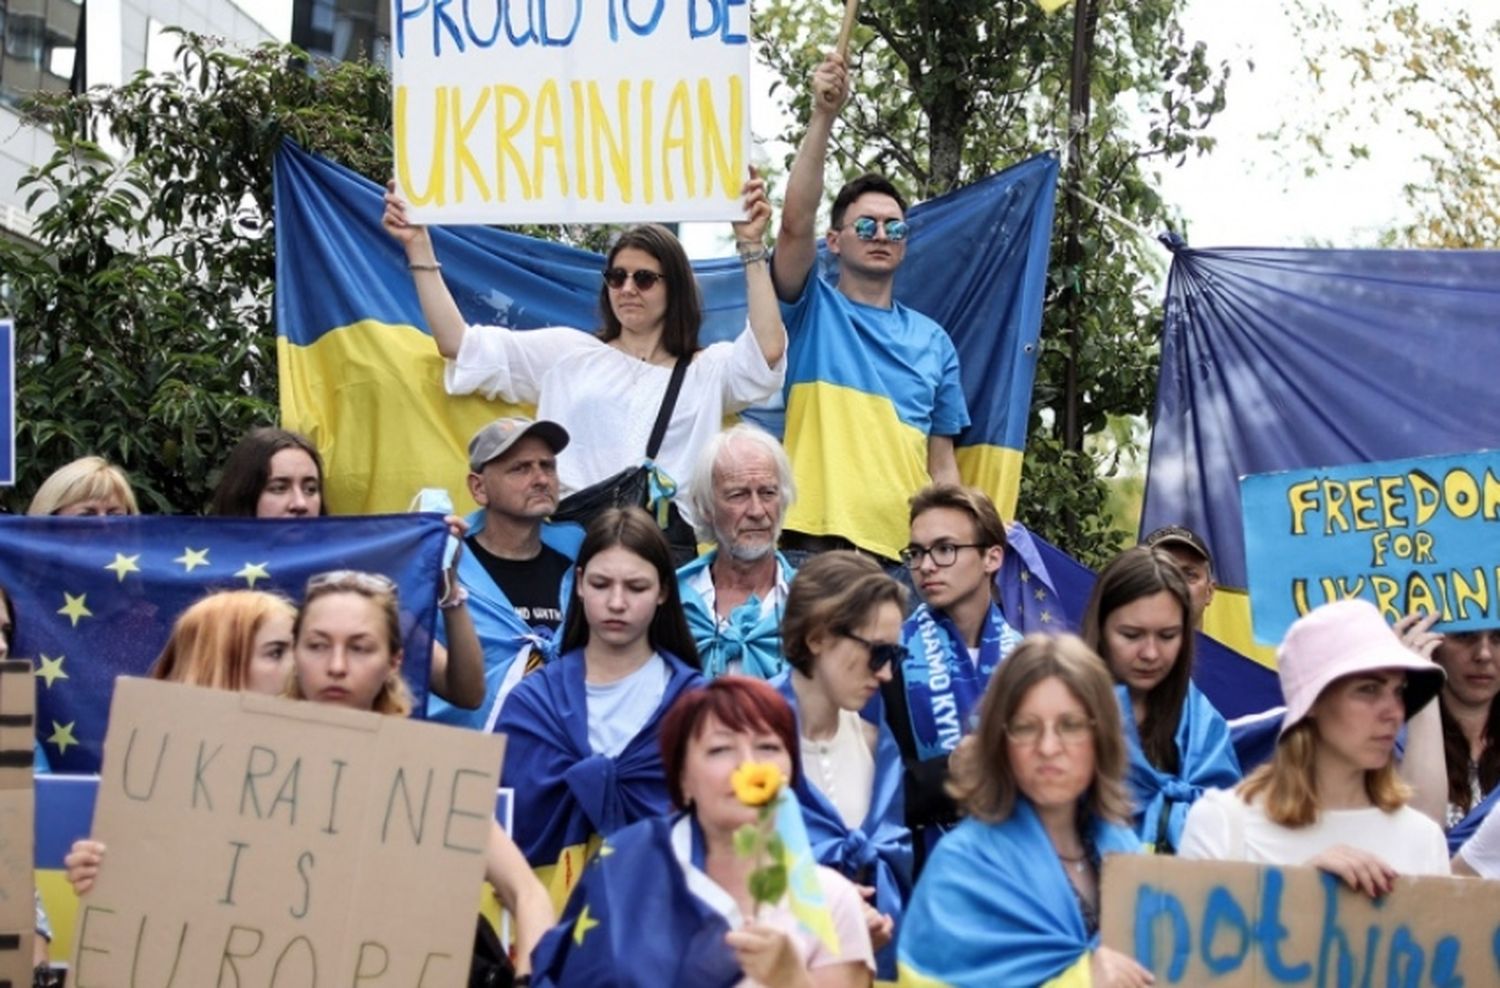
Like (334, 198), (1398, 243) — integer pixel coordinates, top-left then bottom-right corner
(531, 816), (742, 988)
(0, 514), (446, 773)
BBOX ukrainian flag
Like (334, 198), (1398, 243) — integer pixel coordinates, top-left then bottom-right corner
(274, 143), (1056, 529)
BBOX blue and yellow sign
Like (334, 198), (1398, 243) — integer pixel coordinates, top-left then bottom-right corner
(1242, 449), (1500, 642)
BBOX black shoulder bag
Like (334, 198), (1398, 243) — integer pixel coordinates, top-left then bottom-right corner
(550, 356), (689, 528)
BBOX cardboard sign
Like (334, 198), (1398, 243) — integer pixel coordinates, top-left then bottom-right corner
(1102, 855), (1500, 986)
(35, 777), (517, 966)
(0, 659), (36, 985)
(69, 678), (505, 987)
(1241, 449), (1500, 643)
(0, 319), (14, 487)
(391, 0), (752, 224)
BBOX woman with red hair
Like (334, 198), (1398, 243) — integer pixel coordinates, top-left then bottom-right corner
(531, 676), (874, 987)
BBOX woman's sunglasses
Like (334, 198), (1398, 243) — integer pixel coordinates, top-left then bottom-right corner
(603, 267), (664, 290)
(841, 632), (908, 672)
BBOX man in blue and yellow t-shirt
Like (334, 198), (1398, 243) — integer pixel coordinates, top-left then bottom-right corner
(770, 52), (970, 565)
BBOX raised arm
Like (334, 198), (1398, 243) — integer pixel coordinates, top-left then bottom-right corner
(382, 181), (468, 358)
(427, 516), (485, 710)
(771, 52), (849, 303)
(733, 170), (786, 367)
(485, 821), (556, 975)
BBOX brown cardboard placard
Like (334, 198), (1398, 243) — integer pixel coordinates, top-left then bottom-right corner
(69, 677), (505, 987)
(1102, 853), (1500, 985)
(0, 658), (36, 987)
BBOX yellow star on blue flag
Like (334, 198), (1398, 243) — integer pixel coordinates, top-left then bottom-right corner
(572, 904), (600, 946)
(104, 553), (141, 582)
(48, 720), (79, 755)
(175, 547), (210, 572)
(58, 592), (92, 627)
(235, 561), (271, 587)
(36, 654), (68, 688)
(2, 513), (449, 773)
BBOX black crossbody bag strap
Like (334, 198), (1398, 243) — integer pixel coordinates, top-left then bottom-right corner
(645, 357), (689, 460)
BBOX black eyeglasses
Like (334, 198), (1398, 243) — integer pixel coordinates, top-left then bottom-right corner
(603, 267), (664, 290)
(848, 216), (910, 242)
(898, 543), (985, 569)
(841, 632), (907, 673)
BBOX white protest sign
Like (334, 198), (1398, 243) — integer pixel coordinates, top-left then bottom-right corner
(392, 0), (753, 224)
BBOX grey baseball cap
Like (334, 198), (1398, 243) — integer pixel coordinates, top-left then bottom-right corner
(467, 417), (570, 471)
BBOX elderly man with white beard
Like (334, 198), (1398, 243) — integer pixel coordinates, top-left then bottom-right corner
(676, 424), (799, 678)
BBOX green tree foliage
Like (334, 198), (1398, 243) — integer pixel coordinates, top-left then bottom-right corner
(0, 32), (613, 514)
(0, 33), (395, 513)
(756, 0), (1226, 563)
(1282, 1), (1499, 248)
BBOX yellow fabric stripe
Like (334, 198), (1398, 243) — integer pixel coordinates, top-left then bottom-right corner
(896, 961), (953, 988)
(278, 323), (533, 515)
(531, 836), (603, 914)
(898, 950), (1093, 987)
(1202, 587), (1279, 671)
(955, 443), (1024, 523)
(37, 869), (74, 963)
(1042, 953), (1094, 987)
(782, 382), (937, 561)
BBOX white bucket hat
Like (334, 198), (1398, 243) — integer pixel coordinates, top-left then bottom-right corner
(1277, 598), (1445, 739)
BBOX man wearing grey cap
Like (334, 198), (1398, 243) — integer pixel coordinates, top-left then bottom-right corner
(1142, 524), (1216, 629)
(429, 416), (581, 730)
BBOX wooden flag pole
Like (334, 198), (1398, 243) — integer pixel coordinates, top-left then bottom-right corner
(836, 0), (860, 58)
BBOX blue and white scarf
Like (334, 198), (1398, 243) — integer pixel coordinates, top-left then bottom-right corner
(899, 602), (1022, 760)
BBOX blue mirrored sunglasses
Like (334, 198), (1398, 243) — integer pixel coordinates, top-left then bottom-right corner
(851, 216), (910, 242)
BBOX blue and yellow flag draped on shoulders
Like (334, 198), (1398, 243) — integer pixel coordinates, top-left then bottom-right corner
(775, 673), (912, 980)
(274, 141), (1055, 533)
(497, 648), (704, 907)
(1142, 242), (1500, 670)
(897, 799), (1137, 987)
(1118, 682), (1240, 853)
(531, 815), (743, 988)
(0, 514), (446, 773)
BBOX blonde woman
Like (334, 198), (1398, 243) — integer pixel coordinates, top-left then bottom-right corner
(27, 455), (138, 516)
(1179, 598), (1450, 892)
(149, 590), (296, 694)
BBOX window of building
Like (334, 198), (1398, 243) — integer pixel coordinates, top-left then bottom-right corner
(0, 0), (82, 110)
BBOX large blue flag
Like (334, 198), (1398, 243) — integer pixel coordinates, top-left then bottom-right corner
(1142, 244), (1500, 668)
(273, 142), (1056, 536)
(0, 514), (446, 773)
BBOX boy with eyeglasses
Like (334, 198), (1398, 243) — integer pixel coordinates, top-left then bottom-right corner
(771, 52), (971, 566)
(881, 483), (1022, 867)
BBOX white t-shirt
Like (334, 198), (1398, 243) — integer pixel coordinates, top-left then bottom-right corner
(800, 709), (876, 831)
(1456, 807), (1500, 878)
(1179, 787), (1450, 876)
(585, 653), (669, 758)
(445, 325), (785, 529)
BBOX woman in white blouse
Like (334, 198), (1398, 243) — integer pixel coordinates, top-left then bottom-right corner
(382, 176), (786, 557)
(1179, 598), (1450, 891)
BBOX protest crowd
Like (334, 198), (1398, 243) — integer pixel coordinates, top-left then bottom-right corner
(11, 48), (1500, 988)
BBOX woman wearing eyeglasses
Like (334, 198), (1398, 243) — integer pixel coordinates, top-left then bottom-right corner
(383, 177), (786, 558)
(68, 568), (556, 981)
(497, 508), (706, 909)
(885, 484), (1023, 863)
(897, 633), (1152, 987)
(1081, 546), (1240, 854)
(770, 551), (912, 980)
